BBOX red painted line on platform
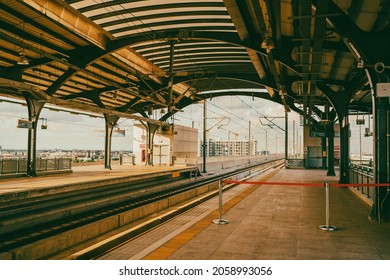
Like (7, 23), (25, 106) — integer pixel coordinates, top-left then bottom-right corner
(223, 180), (390, 188)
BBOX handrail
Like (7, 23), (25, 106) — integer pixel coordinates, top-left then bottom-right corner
(349, 162), (373, 178)
(349, 162), (375, 201)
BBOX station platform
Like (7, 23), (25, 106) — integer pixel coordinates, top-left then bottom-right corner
(96, 167), (390, 260)
(0, 164), (198, 203)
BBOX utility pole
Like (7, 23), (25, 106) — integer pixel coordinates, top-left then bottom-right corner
(296, 126), (299, 158)
(293, 120), (296, 158)
(202, 100), (207, 173)
(248, 120), (251, 163)
(285, 111), (288, 162)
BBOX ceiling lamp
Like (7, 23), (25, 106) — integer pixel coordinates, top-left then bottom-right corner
(261, 36), (275, 53)
(17, 52), (29, 65)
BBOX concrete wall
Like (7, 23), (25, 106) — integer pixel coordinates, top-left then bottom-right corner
(132, 124), (198, 166)
(193, 155), (282, 173)
(172, 125), (198, 160)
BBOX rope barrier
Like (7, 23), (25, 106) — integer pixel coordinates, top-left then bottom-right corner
(223, 180), (389, 188)
(223, 180), (324, 187)
(220, 179), (389, 232)
(331, 183), (389, 187)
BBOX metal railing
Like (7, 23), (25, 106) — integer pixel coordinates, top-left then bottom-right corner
(349, 162), (374, 201)
(0, 158), (72, 176)
(285, 158), (304, 169)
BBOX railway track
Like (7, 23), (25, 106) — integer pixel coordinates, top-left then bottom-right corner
(0, 173), (193, 250)
(0, 159), (283, 259)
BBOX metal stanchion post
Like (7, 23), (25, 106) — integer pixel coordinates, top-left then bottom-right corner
(213, 179), (229, 225)
(319, 182), (336, 231)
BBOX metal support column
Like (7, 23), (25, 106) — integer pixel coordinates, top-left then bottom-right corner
(248, 120), (251, 163)
(285, 110), (288, 163)
(339, 116), (350, 183)
(366, 69), (390, 222)
(372, 92), (390, 222)
(321, 136), (327, 170)
(292, 120), (295, 157)
(317, 83), (353, 183)
(146, 123), (159, 166)
(202, 100), (207, 173)
(168, 40), (175, 113)
(25, 96), (45, 177)
(104, 114), (119, 170)
(326, 122), (336, 176)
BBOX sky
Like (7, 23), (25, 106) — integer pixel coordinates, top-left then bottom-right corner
(0, 94), (373, 155)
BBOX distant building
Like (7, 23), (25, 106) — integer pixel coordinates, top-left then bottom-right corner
(200, 139), (257, 157)
(132, 124), (198, 165)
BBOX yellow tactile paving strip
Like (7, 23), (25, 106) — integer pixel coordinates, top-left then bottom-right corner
(142, 167), (282, 260)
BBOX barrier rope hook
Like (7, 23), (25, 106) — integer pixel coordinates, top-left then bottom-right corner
(319, 182), (337, 231)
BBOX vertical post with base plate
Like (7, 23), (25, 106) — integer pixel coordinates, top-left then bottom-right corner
(213, 179), (229, 225)
(319, 182), (336, 231)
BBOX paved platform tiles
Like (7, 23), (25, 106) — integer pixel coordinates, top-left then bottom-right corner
(98, 168), (390, 260)
(0, 164), (194, 197)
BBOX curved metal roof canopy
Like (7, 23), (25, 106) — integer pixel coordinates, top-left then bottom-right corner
(0, 0), (389, 123)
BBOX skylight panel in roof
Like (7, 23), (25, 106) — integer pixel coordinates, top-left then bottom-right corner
(113, 23), (235, 37)
(159, 59), (252, 69)
(130, 40), (231, 48)
(104, 15), (231, 32)
(69, 0), (115, 10)
(143, 50), (248, 60)
(155, 56), (251, 66)
(80, 0), (226, 18)
(142, 49), (247, 59)
(93, 7), (228, 25)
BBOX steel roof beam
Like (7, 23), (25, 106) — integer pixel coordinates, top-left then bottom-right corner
(324, 0), (390, 64)
(311, 0), (330, 90)
(111, 29), (300, 75)
(0, 2), (78, 49)
(371, 1), (390, 31)
(0, 28), (168, 108)
(231, 0), (274, 89)
(174, 73), (271, 88)
(0, 20), (71, 59)
(0, 77), (166, 125)
(20, 0), (111, 50)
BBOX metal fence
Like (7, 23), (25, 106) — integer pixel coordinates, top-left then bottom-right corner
(0, 158), (72, 176)
(349, 162), (374, 201)
(285, 158), (305, 169)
